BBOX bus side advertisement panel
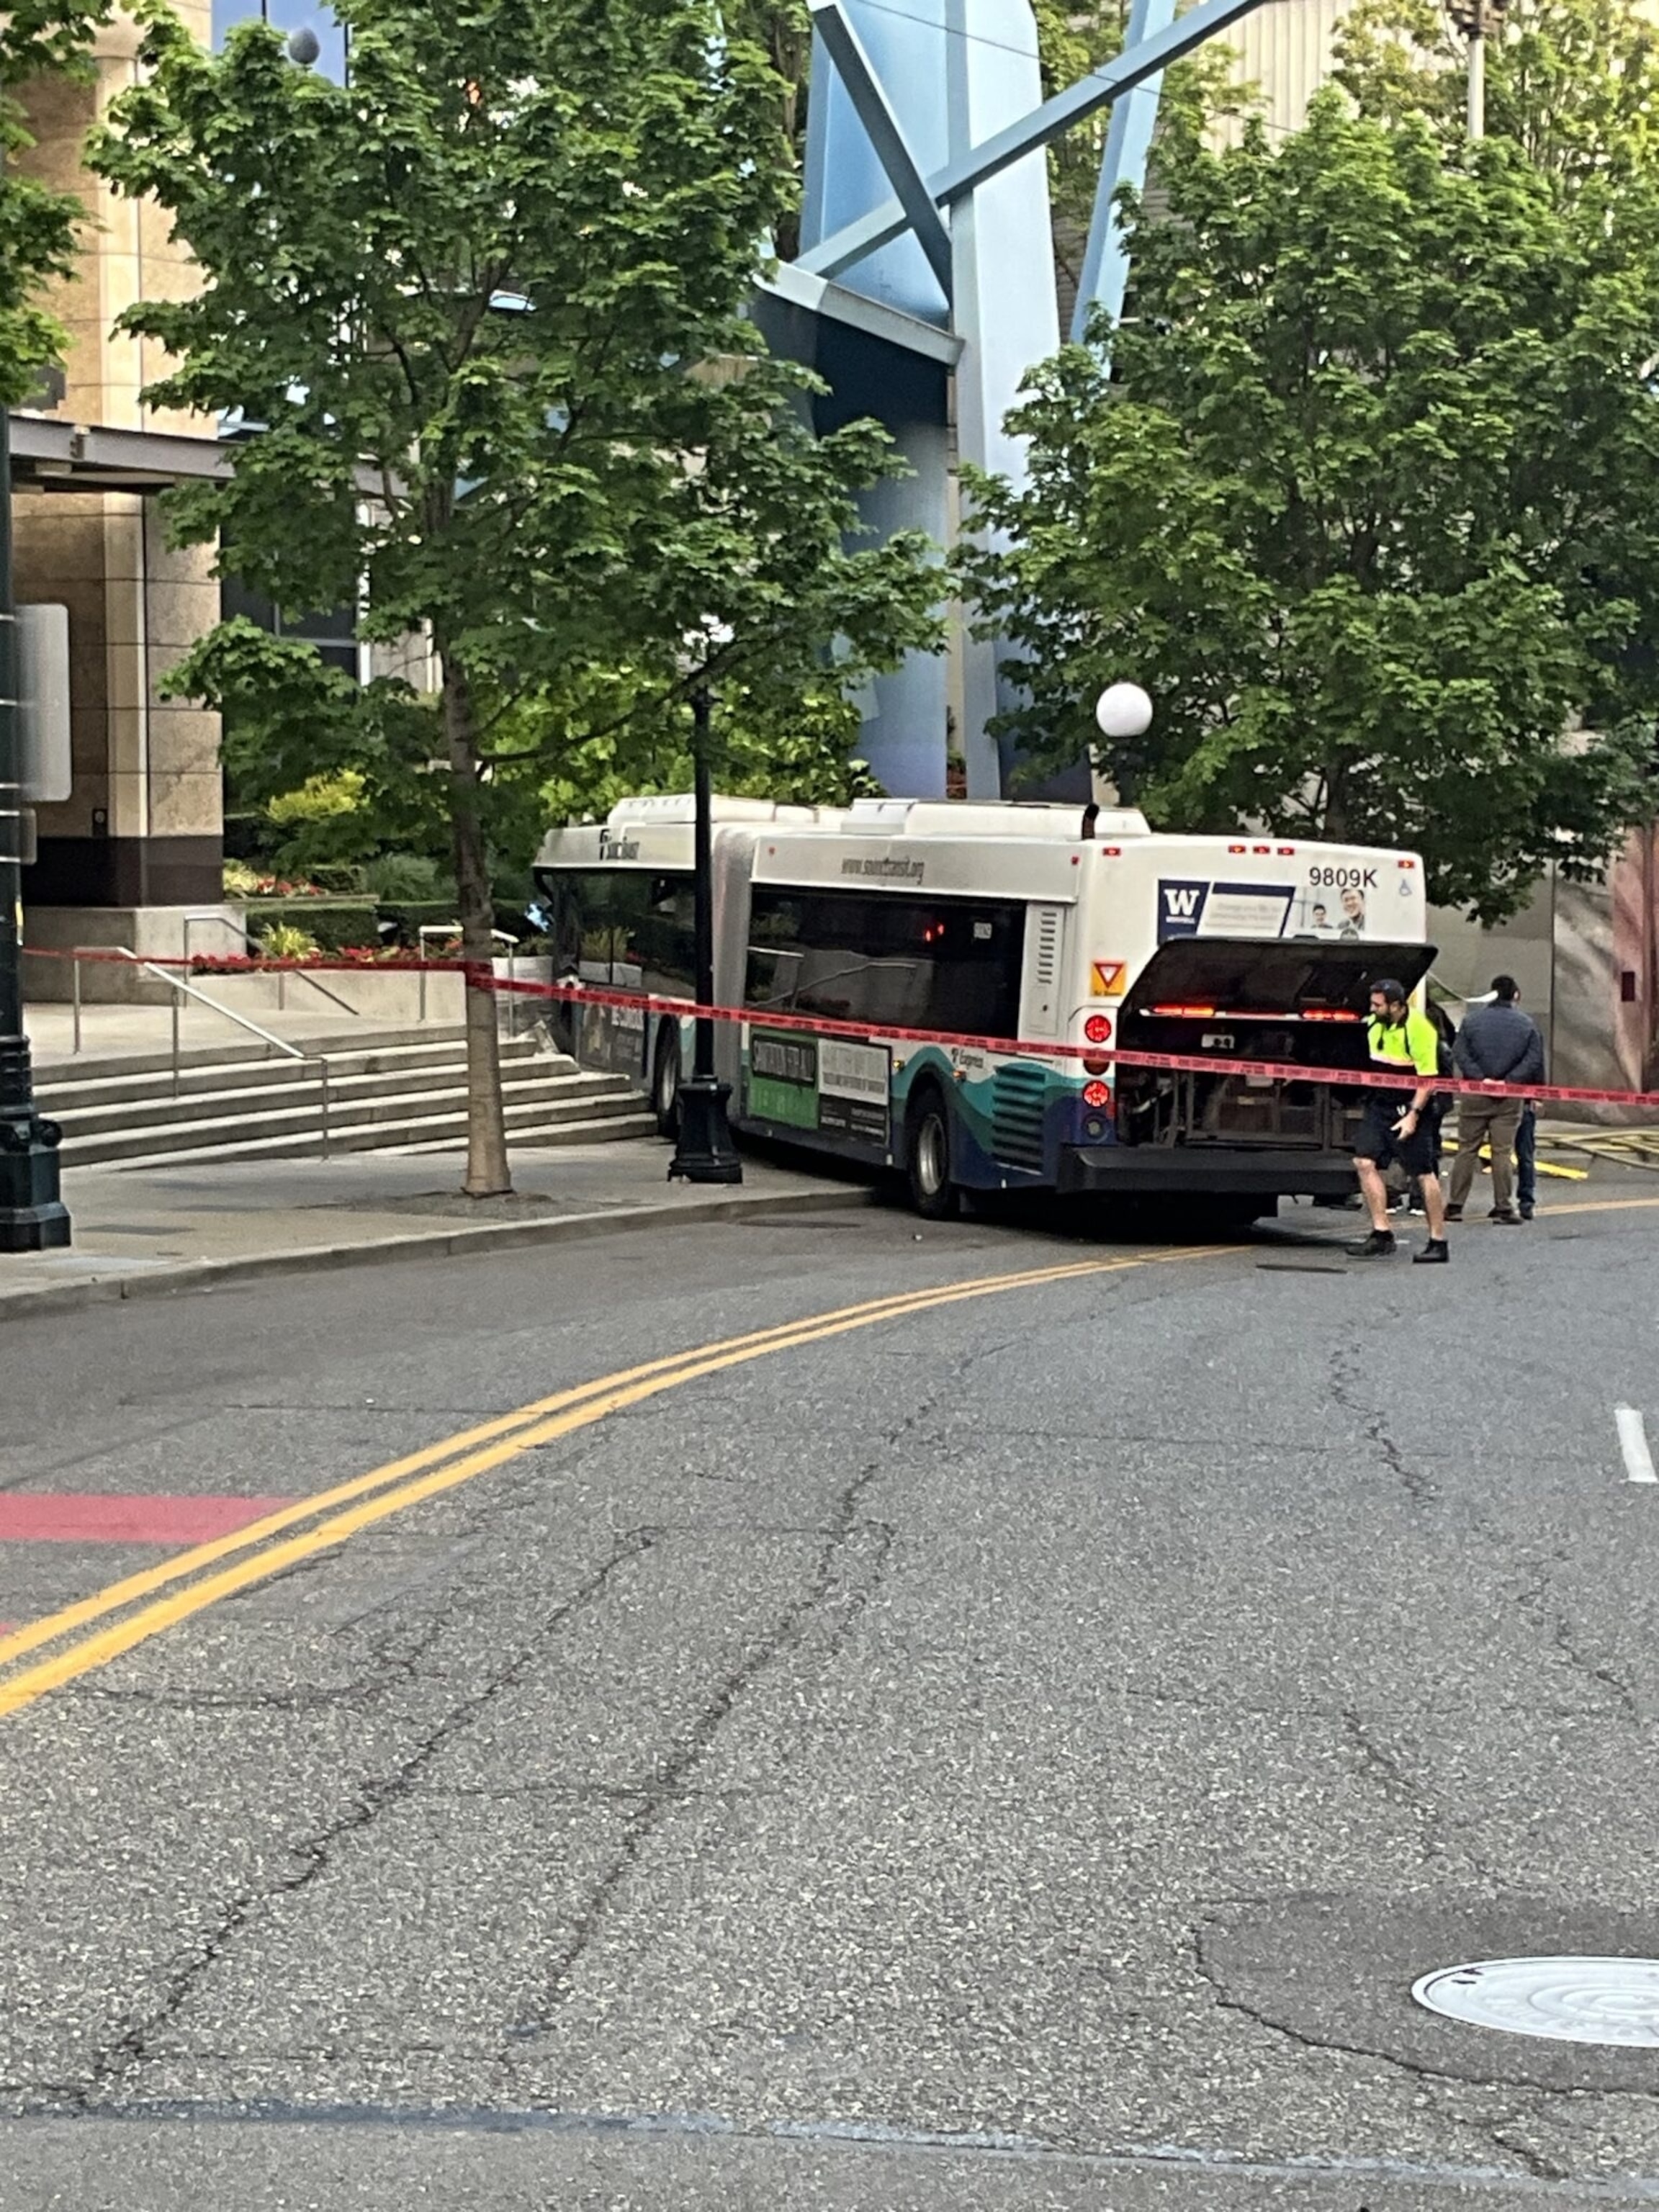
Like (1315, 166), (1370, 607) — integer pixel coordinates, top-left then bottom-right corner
(819, 1038), (891, 1145)
(747, 1029), (819, 1129)
(747, 1029), (891, 1148)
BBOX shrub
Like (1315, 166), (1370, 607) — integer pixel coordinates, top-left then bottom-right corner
(260, 922), (322, 961)
(266, 770), (367, 826)
(364, 852), (451, 902)
(248, 899), (378, 953)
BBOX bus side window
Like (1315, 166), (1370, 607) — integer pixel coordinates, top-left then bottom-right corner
(745, 889), (1025, 1036)
(746, 896), (805, 1009)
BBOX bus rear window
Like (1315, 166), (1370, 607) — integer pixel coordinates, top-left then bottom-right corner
(745, 889), (1024, 1038)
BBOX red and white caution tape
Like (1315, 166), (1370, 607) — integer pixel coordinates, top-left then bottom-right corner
(28, 943), (1659, 1111)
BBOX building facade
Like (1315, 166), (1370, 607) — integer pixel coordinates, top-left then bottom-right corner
(13, 6), (230, 989)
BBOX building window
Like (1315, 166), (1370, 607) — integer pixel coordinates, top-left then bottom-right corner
(220, 572), (359, 681)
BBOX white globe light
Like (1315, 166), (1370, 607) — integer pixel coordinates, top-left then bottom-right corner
(1094, 682), (1154, 740)
(286, 24), (320, 63)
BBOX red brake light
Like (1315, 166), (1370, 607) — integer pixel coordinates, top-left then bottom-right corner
(1082, 1079), (1112, 1109)
(1227, 844), (1246, 854)
(1304, 1008), (1362, 1022)
(1084, 1014), (1113, 1044)
(1398, 858), (1416, 870)
(1149, 1003), (1218, 1018)
(1101, 845), (1121, 858)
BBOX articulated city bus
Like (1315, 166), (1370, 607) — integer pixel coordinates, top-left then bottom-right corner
(532, 794), (1434, 1220)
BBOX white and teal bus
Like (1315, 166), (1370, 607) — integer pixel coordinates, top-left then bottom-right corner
(533, 794), (1434, 1220)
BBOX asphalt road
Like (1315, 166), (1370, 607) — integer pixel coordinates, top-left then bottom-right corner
(2, 1177), (1659, 2210)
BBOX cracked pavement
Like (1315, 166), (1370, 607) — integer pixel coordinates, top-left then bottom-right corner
(1, 1186), (1658, 2207)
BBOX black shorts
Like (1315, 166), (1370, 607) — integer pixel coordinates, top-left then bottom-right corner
(1354, 1096), (1437, 1177)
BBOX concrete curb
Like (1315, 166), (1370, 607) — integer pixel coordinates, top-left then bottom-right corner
(0, 1183), (876, 1326)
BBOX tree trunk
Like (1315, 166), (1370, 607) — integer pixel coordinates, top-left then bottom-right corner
(441, 653), (513, 1197)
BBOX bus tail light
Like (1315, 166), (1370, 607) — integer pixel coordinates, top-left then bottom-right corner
(1082, 1079), (1112, 1109)
(1149, 1003), (1217, 1018)
(1084, 1014), (1113, 1044)
(1303, 1008), (1362, 1022)
(1082, 1053), (1112, 1076)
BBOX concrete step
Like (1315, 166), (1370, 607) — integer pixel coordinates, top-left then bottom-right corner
(95, 1107), (660, 1172)
(63, 1072), (644, 1168)
(44, 1042), (563, 1132)
(37, 1033), (553, 1115)
(32, 1024), (471, 1089)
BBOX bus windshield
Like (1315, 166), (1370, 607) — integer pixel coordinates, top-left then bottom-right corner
(542, 869), (696, 997)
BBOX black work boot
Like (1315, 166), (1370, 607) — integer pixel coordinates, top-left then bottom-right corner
(1346, 1228), (1398, 1257)
(1413, 1238), (1451, 1264)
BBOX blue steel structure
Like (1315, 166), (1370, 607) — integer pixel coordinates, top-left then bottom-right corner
(778, 0), (1269, 797)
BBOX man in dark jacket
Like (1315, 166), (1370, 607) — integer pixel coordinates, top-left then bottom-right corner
(1447, 976), (1545, 1223)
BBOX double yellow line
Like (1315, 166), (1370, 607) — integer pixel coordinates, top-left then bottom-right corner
(0, 1247), (1208, 1725)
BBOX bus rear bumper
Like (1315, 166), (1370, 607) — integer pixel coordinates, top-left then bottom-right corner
(1057, 1145), (1357, 1199)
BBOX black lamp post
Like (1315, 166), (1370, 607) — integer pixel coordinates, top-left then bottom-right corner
(0, 396), (71, 1251)
(667, 650), (742, 1186)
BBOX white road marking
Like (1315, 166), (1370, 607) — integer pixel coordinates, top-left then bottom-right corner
(1616, 1404), (1658, 1484)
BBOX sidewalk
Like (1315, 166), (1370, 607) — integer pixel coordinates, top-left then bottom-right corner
(0, 1141), (874, 1323)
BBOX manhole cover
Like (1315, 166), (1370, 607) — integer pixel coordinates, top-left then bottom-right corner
(1413, 1956), (1659, 2047)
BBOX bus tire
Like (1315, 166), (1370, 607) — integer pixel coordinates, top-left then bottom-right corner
(906, 1084), (960, 1220)
(651, 1025), (681, 1139)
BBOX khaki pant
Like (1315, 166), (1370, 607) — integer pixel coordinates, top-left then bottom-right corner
(1449, 1096), (1522, 1213)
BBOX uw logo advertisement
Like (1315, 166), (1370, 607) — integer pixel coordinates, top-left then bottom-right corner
(1156, 880), (1298, 941)
(1157, 881), (1209, 940)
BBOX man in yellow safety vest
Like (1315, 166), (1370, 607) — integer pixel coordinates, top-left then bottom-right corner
(1347, 978), (1450, 1264)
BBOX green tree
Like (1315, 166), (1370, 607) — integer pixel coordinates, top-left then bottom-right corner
(957, 90), (1659, 920)
(1334, 0), (1659, 181)
(1, 0), (106, 405)
(91, 0), (939, 1196)
(1032, 0), (1255, 304)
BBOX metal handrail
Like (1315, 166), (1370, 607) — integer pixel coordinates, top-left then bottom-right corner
(415, 924), (517, 1025)
(71, 947), (335, 1156)
(184, 910), (361, 1020)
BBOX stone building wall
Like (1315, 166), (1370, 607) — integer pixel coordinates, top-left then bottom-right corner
(14, 5), (230, 989)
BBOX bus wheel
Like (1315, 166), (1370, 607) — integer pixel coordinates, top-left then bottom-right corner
(651, 1028), (680, 1139)
(906, 1086), (960, 1220)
